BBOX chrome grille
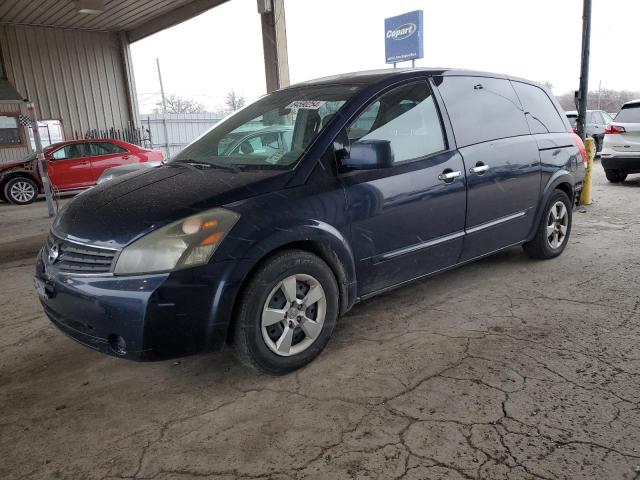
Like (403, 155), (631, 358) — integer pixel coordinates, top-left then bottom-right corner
(45, 234), (117, 274)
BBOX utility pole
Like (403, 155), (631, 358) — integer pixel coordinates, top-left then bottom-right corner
(576, 0), (592, 140)
(156, 57), (170, 159)
(597, 80), (602, 110)
(27, 102), (54, 217)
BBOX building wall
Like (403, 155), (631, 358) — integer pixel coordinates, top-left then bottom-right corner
(0, 24), (135, 163)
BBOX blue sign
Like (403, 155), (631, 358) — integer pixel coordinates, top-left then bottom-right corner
(384, 10), (424, 64)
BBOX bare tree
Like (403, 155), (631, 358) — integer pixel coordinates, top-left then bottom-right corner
(155, 94), (206, 114)
(555, 88), (640, 113)
(225, 90), (246, 112)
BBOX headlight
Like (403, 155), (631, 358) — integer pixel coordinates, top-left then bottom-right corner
(114, 208), (239, 275)
(97, 174), (113, 184)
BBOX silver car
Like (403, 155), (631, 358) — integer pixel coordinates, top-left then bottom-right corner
(565, 110), (614, 152)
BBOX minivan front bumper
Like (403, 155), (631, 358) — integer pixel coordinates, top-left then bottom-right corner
(35, 250), (250, 361)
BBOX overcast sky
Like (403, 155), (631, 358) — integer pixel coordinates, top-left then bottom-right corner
(131, 0), (639, 114)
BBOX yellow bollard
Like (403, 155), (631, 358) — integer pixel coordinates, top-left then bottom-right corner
(579, 137), (595, 206)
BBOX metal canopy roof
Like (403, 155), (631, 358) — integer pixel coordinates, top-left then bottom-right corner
(0, 0), (229, 41)
(0, 78), (23, 102)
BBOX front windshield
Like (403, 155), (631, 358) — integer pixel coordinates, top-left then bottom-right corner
(173, 84), (361, 168)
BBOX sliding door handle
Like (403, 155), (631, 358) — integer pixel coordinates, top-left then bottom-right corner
(438, 170), (462, 183)
(469, 163), (489, 174)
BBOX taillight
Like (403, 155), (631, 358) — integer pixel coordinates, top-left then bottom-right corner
(572, 133), (588, 167)
(604, 124), (626, 134)
(572, 127), (578, 134)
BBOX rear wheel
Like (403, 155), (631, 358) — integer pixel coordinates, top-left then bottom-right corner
(605, 169), (627, 183)
(523, 190), (572, 260)
(232, 250), (339, 375)
(4, 177), (38, 205)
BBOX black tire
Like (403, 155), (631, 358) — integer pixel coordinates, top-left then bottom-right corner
(232, 249), (339, 375)
(604, 169), (627, 183)
(523, 189), (572, 260)
(4, 177), (39, 205)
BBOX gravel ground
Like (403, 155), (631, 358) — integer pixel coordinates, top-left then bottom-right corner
(0, 165), (639, 480)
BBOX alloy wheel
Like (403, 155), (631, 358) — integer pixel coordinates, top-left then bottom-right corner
(546, 201), (568, 249)
(261, 274), (326, 357)
(10, 181), (36, 203)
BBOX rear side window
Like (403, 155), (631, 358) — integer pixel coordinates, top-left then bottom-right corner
(512, 82), (567, 134)
(436, 76), (529, 147)
(89, 142), (127, 155)
(588, 111), (603, 124)
(614, 105), (640, 123)
(566, 114), (577, 127)
(347, 82), (445, 163)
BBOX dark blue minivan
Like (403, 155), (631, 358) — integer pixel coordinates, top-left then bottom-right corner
(35, 69), (586, 374)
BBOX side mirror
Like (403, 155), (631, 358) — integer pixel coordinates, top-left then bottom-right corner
(341, 140), (394, 170)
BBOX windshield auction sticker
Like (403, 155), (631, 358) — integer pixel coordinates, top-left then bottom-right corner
(286, 100), (327, 110)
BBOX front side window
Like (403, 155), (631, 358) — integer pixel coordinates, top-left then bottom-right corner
(512, 82), (567, 134)
(89, 142), (127, 156)
(174, 84), (361, 168)
(0, 115), (22, 146)
(347, 82), (445, 163)
(51, 143), (86, 160)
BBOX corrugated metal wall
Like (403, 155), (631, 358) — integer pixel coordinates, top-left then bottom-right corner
(0, 24), (133, 157)
(0, 101), (29, 163)
(140, 113), (221, 158)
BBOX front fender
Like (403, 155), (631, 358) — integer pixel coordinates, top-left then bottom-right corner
(526, 170), (575, 242)
(234, 219), (358, 313)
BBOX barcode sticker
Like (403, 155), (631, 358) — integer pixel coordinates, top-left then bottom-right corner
(286, 100), (327, 110)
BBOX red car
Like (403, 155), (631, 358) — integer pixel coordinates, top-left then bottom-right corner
(0, 139), (164, 205)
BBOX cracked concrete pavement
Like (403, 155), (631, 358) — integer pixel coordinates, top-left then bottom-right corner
(0, 166), (639, 480)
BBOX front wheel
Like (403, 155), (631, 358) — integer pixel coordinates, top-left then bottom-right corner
(605, 169), (627, 183)
(523, 190), (572, 260)
(232, 250), (339, 375)
(4, 177), (39, 205)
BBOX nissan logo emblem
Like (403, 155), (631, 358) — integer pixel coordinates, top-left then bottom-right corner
(48, 244), (60, 264)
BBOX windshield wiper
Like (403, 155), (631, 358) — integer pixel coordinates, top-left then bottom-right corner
(207, 161), (243, 172)
(171, 159), (242, 173)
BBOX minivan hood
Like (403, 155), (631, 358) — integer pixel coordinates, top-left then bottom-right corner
(53, 164), (292, 248)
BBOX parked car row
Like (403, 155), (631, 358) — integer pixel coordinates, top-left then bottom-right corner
(564, 100), (640, 183)
(0, 139), (163, 204)
(35, 68), (586, 373)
